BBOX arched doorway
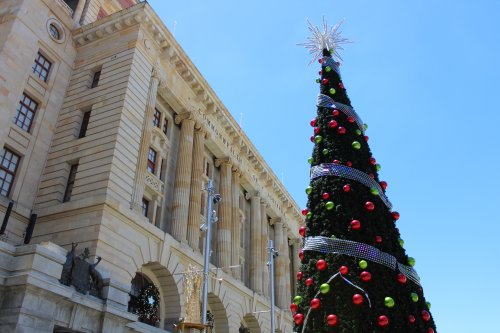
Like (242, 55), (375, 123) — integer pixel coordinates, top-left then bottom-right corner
(207, 292), (229, 333)
(128, 273), (161, 327)
(242, 314), (261, 333)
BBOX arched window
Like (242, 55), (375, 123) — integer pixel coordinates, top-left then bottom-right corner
(63, 0), (80, 12)
(128, 273), (161, 327)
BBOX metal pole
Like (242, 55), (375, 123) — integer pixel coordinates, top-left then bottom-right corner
(201, 179), (214, 332)
(268, 239), (276, 333)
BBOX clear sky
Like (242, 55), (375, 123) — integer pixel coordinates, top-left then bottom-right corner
(148, 1), (500, 332)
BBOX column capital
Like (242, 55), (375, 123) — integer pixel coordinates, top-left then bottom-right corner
(215, 157), (232, 168)
(174, 111), (194, 125)
(152, 60), (167, 88)
(290, 237), (301, 246)
(194, 124), (209, 139)
(270, 217), (282, 226)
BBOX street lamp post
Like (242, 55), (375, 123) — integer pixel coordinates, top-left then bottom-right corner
(267, 239), (278, 333)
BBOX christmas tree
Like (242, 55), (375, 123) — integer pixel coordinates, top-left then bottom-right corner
(292, 20), (437, 333)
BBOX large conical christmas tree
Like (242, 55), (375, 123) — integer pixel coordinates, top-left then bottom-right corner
(292, 21), (437, 333)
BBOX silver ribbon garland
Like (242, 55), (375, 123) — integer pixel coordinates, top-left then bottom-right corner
(310, 163), (393, 209)
(303, 236), (421, 286)
(317, 94), (365, 134)
(322, 56), (341, 75)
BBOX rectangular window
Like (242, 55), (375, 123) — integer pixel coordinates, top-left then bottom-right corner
(32, 52), (52, 82)
(78, 111), (91, 138)
(147, 148), (157, 174)
(0, 148), (20, 197)
(162, 118), (168, 135)
(90, 70), (101, 88)
(63, 164), (78, 202)
(14, 93), (38, 132)
(153, 109), (161, 128)
(141, 198), (149, 217)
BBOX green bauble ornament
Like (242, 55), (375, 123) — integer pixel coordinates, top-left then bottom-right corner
(329, 48), (334, 54)
(352, 141), (361, 149)
(426, 301), (432, 309)
(305, 186), (313, 195)
(325, 66), (331, 72)
(399, 238), (405, 247)
(325, 201), (335, 210)
(322, 149), (329, 155)
(370, 187), (379, 195)
(320, 283), (330, 294)
(363, 123), (369, 130)
(316, 78), (321, 83)
(306, 212), (313, 220)
(315, 135), (322, 143)
(294, 295), (303, 305)
(355, 129), (362, 136)
(384, 297), (395, 308)
(307, 157), (313, 164)
(411, 293), (419, 303)
(329, 88), (336, 95)
(375, 163), (381, 171)
(359, 260), (368, 269)
(408, 257), (416, 267)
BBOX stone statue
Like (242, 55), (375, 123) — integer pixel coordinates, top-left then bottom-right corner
(59, 243), (77, 286)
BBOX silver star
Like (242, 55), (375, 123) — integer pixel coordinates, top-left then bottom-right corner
(299, 17), (352, 64)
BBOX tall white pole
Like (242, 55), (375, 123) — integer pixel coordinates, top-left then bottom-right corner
(268, 239), (277, 333)
(201, 179), (215, 332)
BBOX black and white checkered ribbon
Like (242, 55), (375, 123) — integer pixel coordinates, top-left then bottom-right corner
(303, 236), (421, 286)
(310, 163), (393, 209)
(322, 56), (340, 75)
(317, 94), (365, 134)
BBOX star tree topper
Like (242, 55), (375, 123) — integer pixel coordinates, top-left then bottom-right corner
(299, 18), (352, 64)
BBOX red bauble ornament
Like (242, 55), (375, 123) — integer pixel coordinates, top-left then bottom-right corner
(310, 135), (315, 143)
(297, 271), (303, 281)
(314, 127), (321, 135)
(369, 173), (375, 179)
(299, 226), (306, 237)
(294, 313), (304, 325)
(352, 294), (364, 306)
(347, 116), (355, 123)
(370, 157), (377, 165)
(327, 314), (338, 326)
(365, 201), (375, 211)
(328, 120), (338, 128)
(333, 159), (340, 164)
(301, 208), (308, 216)
(346, 161), (353, 167)
(421, 310), (431, 322)
(322, 78), (329, 85)
(337, 126), (346, 135)
(316, 259), (327, 271)
(339, 82), (344, 89)
(375, 236), (383, 243)
(318, 70), (323, 75)
(322, 192), (330, 200)
(378, 315), (389, 327)
(306, 278), (314, 286)
(298, 250), (304, 261)
(343, 184), (351, 192)
(310, 119), (317, 127)
(364, 135), (369, 142)
(396, 273), (407, 284)
(310, 298), (321, 310)
(360, 271), (372, 282)
(350, 220), (361, 230)
(392, 211), (400, 221)
(409, 315), (416, 324)
(340, 266), (349, 275)
(318, 59), (323, 64)
(428, 328), (435, 333)
(332, 110), (340, 117)
(290, 303), (298, 313)
(380, 181), (388, 190)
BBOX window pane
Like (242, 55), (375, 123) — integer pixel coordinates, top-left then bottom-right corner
(0, 148), (20, 197)
(32, 52), (52, 82)
(14, 94), (38, 132)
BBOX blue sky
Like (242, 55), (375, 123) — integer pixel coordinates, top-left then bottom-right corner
(148, 1), (500, 331)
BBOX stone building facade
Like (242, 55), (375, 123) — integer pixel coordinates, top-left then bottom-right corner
(0, 1), (303, 332)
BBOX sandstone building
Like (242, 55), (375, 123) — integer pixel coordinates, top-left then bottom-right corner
(0, 1), (303, 332)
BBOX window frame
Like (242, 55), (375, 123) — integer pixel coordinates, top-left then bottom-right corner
(90, 69), (101, 88)
(63, 164), (78, 202)
(14, 93), (38, 132)
(0, 148), (20, 197)
(147, 148), (157, 174)
(32, 52), (52, 82)
(78, 111), (91, 138)
(141, 198), (149, 217)
(153, 109), (161, 128)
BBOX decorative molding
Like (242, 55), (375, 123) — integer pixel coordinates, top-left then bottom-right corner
(174, 112), (193, 125)
(215, 157), (232, 168)
(152, 59), (167, 88)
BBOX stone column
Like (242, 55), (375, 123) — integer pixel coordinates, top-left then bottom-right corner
(216, 158), (233, 273)
(186, 126), (206, 251)
(231, 168), (241, 279)
(261, 202), (269, 297)
(130, 65), (166, 212)
(250, 194), (263, 294)
(291, 238), (302, 296)
(283, 227), (292, 307)
(273, 219), (285, 308)
(170, 113), (196, 242)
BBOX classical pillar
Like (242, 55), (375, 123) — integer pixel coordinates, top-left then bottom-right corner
(273, 219), (285, 308)
(186, 126), (206, 251)
(250, 194), (263, 294)
(283, 227), (292, 307)
(216, 158), (233, 273)
(231, 168), (241, 279)
(291, 238), (302, 296)
(261, 201), (269, 297)
(130, 65), (166, 212)
(170, 113), (196, 242)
